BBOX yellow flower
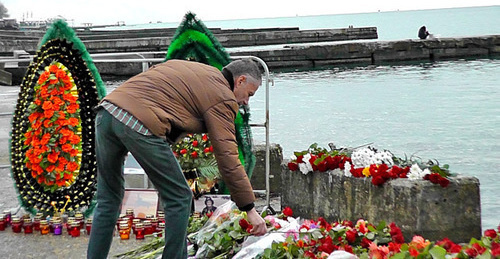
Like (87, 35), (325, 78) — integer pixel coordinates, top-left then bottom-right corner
(362, 167), (371, 177)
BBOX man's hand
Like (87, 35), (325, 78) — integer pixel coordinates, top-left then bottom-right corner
(246, 208), (267, 236)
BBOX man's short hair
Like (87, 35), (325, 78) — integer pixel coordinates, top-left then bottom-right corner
(224, 58), (262, 83)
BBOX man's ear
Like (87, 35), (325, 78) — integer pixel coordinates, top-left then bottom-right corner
(236, 75), (247, 86)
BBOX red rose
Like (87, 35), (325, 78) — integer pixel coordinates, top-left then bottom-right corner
(388, 242), (402, 253)
(485, 229), (498, 239)
(438, 176), (450, 187)
(180, 149), (187, 154)
(287, 162), (299, 171)
(409, 247), (420, 257)
(203, 147), (210, 153)
(465, 247), (478, 257)
(491, 242), (500, 257)
(202, 134), (208, 141)
(343, 244), (353, 254)
(282, 207), (293, 217)
(191, 151), (198, 158)
(371, 175), (385, 186)
(318, 236), (336, 253)
(209, 146), (213, 152)
(304, 250), (316, 259)
(345, 229), (357, 244)
(239, 218), (250, 229)
(317, 161), (327, 172)
(361, 237), (372, 248)
(296, 155), (304, 163)
(192, 140), (198, 147)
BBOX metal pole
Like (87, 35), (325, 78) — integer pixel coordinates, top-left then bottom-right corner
(231, 55), (274, 214)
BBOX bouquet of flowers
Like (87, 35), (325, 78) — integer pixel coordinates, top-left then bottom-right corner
(172, 133), (219, 193)
(287, 143), (452, 188)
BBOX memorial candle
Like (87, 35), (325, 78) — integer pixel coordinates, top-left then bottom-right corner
(135, 223), (144, 239)
(53, 219), (62, 235)
(0, 214), (6, 231)
(119, 223), (130, 240)
(70, 221), (80, 237)
(11, 217), (22, 233)
(40, 220), (49, 235)
(85, 218), (92, 235)
(23, 218), (33, 234)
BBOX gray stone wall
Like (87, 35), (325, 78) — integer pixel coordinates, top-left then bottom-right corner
(280, 167), (481, 243)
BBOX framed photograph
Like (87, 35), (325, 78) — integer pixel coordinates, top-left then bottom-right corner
(193, 195), (231, 216)
(120, 189), (159, 219)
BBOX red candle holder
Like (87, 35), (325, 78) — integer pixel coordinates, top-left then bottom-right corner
(2, 210), (11, 226)
(33, 215), (41, 231)
(135, 223), (145, 239)
(85, 218), (92, 235)
(0, 219), (6, 231)
(23, 218), (33, 234)
(11, 217), (22, 233)
(156, 222), (165, 237)
(143, 220), (153, 235)
(70, 221), (80, 237)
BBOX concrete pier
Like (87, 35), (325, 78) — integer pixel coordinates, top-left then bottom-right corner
(0, 26), (378, 54)
(280, 166), (481, 243)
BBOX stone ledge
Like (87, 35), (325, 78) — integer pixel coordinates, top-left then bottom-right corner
(280, 166), (481, 243)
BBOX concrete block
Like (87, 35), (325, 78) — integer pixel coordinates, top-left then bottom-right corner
(281, 167), (481, 243)
(250, 143), (284, 193)
(0, 69), (12, 86)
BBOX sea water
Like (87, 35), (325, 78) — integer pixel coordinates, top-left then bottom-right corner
(103, 5), (500, 230)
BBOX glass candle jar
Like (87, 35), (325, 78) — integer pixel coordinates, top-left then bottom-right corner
(116, 214), (126, 230)
(70, 221), (80, 237)
(157, 212), (165, 224)
(33, 215), (41, 231)
(40, 220), (49, 235)
(157, 222), (165, 237)
(135, 223), (144, 240)
(23, 218), (33, 234)
(66, 217), (75, 233)
(119, 223), (130, 240)
(11, 217), (22, 233)
(151, 217), (158, 232)
(53, 219), (63, 235)
(126, 208), (134, 225)
(2, 210), (11, 226)
(132, 219), (141, 235)
(85, 218), (92, 235)
(75, 213), (84, 229)
(143, 220), (153, 235)
(0, 214), (6, 231)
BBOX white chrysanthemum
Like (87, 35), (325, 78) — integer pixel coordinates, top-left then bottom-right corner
(374, 150), (394, 166)
(344, 161), (352, 177)
(351, 147), (375, 168)
(299, 153), (313, 175)
(408, 163), (425, 180)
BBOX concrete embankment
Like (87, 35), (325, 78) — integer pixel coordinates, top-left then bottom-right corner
(93, 35), (500, 76)
(0, 26), (378, 54)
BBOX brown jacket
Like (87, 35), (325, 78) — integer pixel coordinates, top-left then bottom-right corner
(103, 60), (255, 208)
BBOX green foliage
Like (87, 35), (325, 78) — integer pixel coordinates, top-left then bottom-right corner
(165, 12), (231, 67)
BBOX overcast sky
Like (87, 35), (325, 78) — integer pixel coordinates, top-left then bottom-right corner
(2, 0), (498, 26)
